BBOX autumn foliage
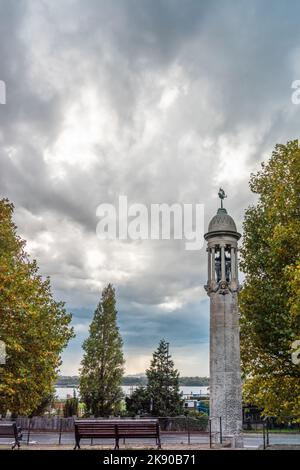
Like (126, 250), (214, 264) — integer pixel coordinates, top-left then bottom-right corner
(240, 141), (300, 419)
(0, 199), (74, 416)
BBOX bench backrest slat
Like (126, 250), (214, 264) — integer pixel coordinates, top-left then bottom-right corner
(0, 423), (18, 437)
(74, 419), (159, 437)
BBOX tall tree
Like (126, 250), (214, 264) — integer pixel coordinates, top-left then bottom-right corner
(0, 198), (74, 416)
(239, 140), (300, 419)
(146, 339), (183, 416)
(125, 386), (150, 416)
(63, 390), (79, 417)
(79, 284), (124, 416)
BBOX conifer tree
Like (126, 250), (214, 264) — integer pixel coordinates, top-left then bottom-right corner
(79, 284), (124, 416)
(63, 390), (79, 417)
(146, 339), (183, 416)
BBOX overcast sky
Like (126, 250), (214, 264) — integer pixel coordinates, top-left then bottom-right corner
(1, 0), (300, 376)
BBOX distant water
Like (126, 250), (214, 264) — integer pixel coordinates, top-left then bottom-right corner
(55, 386), (209, 399)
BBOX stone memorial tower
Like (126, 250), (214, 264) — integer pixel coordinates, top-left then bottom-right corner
(204, 189), (243, 447)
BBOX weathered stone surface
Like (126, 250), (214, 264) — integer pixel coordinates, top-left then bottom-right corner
(204, 197), (243, 448)
(209, 291), (243, 442)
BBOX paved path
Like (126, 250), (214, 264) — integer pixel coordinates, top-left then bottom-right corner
(1, 432), (299, 449)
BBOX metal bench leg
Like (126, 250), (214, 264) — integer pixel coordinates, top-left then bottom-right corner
(12, 440), (18, 450)
(114, 424), (119, 450)
(114, 437), (119, 450)
(73, 438), (80, 450)
(156, 423), (161, 449)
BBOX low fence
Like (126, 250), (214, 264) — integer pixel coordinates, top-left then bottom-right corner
(14, 415), (209, 433)
(263, 417), (300, 450)
(157, 416), (208, 432)
(243, 417), (300, 449)
(2, 416), (299, 449)
(1, 415), (215, 447)
(16, 416), (75, 432)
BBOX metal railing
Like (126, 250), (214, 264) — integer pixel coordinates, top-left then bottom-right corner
(208, 416), (222, 448)
(262, 416), (300, 450)
(1, 415), (211, 447)
(243, 416), (300, 450)
(262, 421), (269, 449)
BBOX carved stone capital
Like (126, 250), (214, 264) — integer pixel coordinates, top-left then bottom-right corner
(218, 280), (229, 295)
(205, 280), (241, 296)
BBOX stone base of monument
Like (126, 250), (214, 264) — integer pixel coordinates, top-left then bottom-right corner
(222, 434), (244, 449)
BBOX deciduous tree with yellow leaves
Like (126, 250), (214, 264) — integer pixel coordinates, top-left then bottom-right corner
(240, 140), (300, 420)
(0, 199), (74, 416)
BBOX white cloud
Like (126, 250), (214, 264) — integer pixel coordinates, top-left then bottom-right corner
(1, 0), (299, 375)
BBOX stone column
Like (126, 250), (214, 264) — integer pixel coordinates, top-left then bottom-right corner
(207, 248), (211, 282)
(204, 199), (243, 448)
(211, 247), (215, 282)
(209, 290), (243, 444)
(221, 244), (225, 281)
(235, 248), (239, 281)
(231, 246), (235, 280)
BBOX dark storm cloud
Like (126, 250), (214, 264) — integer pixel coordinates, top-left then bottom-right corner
(71, 298), (209, 349)
(67, 298), (209, 374)
(1, 0), (300, 374)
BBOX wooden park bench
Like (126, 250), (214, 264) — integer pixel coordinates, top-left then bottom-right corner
(74, 419), (161, 450)
(116, 420), (161, 450)
(74, 420), (117, 450)
(0, 422), (22, 449)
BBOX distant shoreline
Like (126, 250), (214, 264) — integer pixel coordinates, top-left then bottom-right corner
(55, 385), (210, 399)
(56, 376), (210, 387)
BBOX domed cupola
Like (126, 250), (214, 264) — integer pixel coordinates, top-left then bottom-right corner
(205, 189), (240, 240)
(204, 188), (241, 295)
(207, 208), (237, 234)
